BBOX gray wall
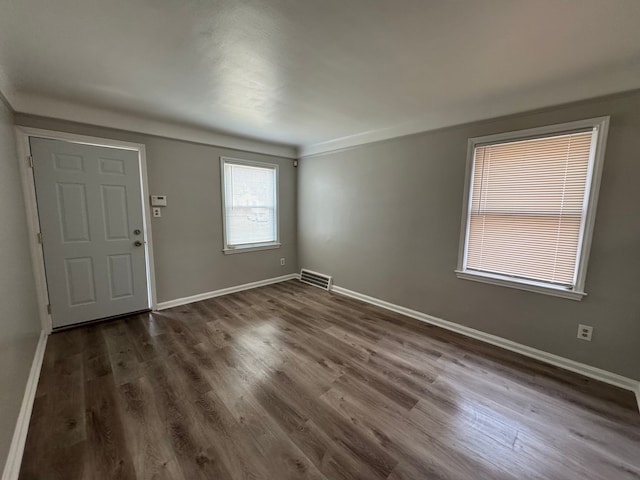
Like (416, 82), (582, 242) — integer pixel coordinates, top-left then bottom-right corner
(14, 114), (298, 303)
(0, 98), (41, 472)
(298, 90), (640, 381)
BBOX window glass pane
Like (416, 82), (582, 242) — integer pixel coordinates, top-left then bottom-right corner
(224, 162), (277, 246)
(465, 130), (594, 287)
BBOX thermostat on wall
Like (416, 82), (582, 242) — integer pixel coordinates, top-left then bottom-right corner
(150, 195), (167, 207)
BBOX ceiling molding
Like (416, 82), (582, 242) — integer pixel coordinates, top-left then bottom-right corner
(0, 65), (15, 112)
(6, 61), (639, 161)
(2, 1), (640, 155)
(0, 88), (13, 113)
(11, 92), (297, 159)
(299, 68), (640, 158)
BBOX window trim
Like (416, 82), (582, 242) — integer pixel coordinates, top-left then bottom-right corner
(455, 116), (610, 300)
(220, 156), (280, 254)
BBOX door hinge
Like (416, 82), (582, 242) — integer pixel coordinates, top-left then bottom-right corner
(27, 155), (33, 168)
(46, 304), (52, 315)
(37, 232), (43, 244)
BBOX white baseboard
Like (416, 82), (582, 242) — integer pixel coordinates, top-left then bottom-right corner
(2, 330), (48, 480)
(156, 273), (300, 311)
(331, 285), (640, 400)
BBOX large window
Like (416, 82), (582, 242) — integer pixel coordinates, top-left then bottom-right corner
(456, 117), (609, 300)
(221, 157), (279, 253)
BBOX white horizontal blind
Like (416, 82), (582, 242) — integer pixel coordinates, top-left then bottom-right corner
(223, 162), (277, 246)
(466, 130), (595, 287)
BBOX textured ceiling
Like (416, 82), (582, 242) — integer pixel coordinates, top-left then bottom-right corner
(1, 0), (639, 154)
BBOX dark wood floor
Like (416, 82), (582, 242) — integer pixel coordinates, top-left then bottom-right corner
(19, 280), (640, 480)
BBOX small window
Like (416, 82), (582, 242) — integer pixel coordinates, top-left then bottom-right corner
(456, 117), (609, 300)
(221, 157), (279, 254)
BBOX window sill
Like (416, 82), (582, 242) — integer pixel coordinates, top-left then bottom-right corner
(454, 270), (586, 301)
(223, 242), (281, 255)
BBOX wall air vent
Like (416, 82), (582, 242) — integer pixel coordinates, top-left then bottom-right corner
(299, 269), (333, 291)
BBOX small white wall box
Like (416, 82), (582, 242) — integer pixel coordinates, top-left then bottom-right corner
(151, 195), (167, 207)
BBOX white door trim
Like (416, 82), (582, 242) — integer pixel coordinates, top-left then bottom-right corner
(15, 126), (158, 332)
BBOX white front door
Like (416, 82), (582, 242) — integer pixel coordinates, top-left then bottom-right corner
(31, 137), (149, 328)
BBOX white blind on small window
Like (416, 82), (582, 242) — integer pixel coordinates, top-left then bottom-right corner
(466, 130), (595, 287)
(223, 162), (277, 246)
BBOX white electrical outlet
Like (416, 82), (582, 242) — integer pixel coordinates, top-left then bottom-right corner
(152, 207), (162, 218)
(280, 257), (286, 266)
(577, 324), (593, 341)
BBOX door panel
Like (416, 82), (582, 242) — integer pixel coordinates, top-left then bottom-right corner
(101, 185), (130, 240)
(64, 257), (96, 305)
(31, 137), (149, 328)
(54, 153), (84, 172)
(57, 183), (91, 242)
(99, 157), (126, 175)
(107, 254), (134, 299)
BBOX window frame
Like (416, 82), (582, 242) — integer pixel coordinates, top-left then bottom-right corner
(455, 116), (610, 300)
(220, 156), (280, 255)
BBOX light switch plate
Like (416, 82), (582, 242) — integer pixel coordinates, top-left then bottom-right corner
(152, 207), (162, 217)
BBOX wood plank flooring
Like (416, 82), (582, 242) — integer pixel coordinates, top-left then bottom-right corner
(19, 280), (640, 479)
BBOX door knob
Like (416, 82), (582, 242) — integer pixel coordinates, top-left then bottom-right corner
(134, 240), (143, 247)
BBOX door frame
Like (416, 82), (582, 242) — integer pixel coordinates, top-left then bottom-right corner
(15, 126), (158, 333)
